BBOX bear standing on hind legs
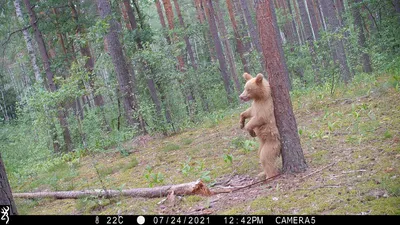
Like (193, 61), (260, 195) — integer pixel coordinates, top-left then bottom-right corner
(239, 73), (281, 179)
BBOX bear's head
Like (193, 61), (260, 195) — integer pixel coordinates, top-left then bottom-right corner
(239, 73), (268, 102)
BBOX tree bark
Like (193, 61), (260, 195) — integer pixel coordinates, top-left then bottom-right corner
(162, 0), (196, 116)
(352, 0), (372, 73)
(240, 0), (262, 54)
(0, 153), (18, 215)
(214, 0), (241, 93)
(320, 0), (352, 83)
(279, 0), (296, 44)
(315, 0), (326, 30)
(70, 1), (105, 109)
(14, 0), (41, 84)
(226, 0), (249, 73)
(287, 0), (301, 45)
(336, 0), (345, 27)
(298, 0), (320, 83)
(155, 0), (172, 44)
(122, 0), (166, 125)
(312, 0), (323, 31)
(13, 180), (211, 199)
(97, 0), (142, 130)
(194, 0), (206, 23)
(233, 0), (251, 53)
(255, 0), (307, 174)
(173, 0), (198, 70)
(204, 0), (233, 103)
(24, 0), (73, 152)
(306, 0), (320, 40)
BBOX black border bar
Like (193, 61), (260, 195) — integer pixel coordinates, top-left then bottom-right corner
(3, 215), (398, 225)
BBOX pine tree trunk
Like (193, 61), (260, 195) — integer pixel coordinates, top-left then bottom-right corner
(214, 0), (241, 93)
(14, 0), (41, 84)
(233, 0), (251, 53)
(70, 1), (106, 111)
(320, 0), (352, 83)
(306, 0), (320, 40)
(255, 0), (307, 174)
(122, 0), (166, 124)
(279, 0), (296, 44)
(205, 0), (233, 103)
(336, 0), (345, 27)
(352, 0), (372, 73)
(226, 0), (249, 73)
(24, 0), (73, 152)
(162, 0), (196, 117)
(194, 0), (207, 24)
(311, 0), (323, 31)
(298, 0), (320, 83)
(293, 0), (306, 44)
(173, 0), (198, 70)
(97, 0), (141, 130)
(287, 0), (301, 45)
(155, 0), (172, 44)
(174, 0), (211, 113)
(0, 153), (18, 215)
(239, 0), (262, 53)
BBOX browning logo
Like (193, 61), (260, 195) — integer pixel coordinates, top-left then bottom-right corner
(0, 206), (9, 225)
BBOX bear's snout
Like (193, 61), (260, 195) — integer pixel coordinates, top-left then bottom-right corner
(239, 93), (250, 102)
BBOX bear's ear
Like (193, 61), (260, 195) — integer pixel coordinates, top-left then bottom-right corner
(243, 73), (253, 81)
(255, 73), (264, 84)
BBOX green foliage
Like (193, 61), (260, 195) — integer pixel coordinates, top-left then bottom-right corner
(143, 165), (164, 187)
(223, 153), (233, 164)
(180, 157), (211, 182)
(231, 136), (257, 153)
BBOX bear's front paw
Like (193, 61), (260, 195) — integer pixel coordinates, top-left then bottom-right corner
(249, 130), (256, 137)
(240, 122), (245, 129)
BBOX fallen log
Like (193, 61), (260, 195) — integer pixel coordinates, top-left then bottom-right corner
(13, 180), (212, 199)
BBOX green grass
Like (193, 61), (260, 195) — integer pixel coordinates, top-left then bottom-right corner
(162, 143), (181, 152)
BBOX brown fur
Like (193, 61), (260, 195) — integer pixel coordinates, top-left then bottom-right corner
(239, 73), (281, 178)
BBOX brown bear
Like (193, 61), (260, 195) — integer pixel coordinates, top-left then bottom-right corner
(239, 73), (281, 179)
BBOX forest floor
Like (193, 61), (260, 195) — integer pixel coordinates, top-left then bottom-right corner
(13, 73), (399, 215)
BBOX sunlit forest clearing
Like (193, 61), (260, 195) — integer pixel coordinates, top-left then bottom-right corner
(0, 0), (399, 215)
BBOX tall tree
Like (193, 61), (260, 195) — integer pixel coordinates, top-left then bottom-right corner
(122, 0), (177, 128)
(162, 0), (185, 72)
(320, 0), (352, 83)
(306, 0), (320, 40)
(173, 0), (197, 70)
(292, 0), (305, 44)
(14, 0), (41, 84)
(315, 0), (327, 30)
(255, 0), (307, 174)
(351, 0), (372, 73)
(336, 0), (345, 27)
(162, 0), (196, 106)
(214, 0), (241, 93)
(24, 0), (73, 152)
(239, 0), (262, 53)
(286, 0), (301, 45)
(155, 0), (172, 44)
(70, 1), (105, 109)
(297, 0), (320, 83)
(204, 0), (233, 103)
(233, 0), (251, 52)
(0, 153), (18, 215)
(97, 0), (143, 131)
(226, 0), (249, 73)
